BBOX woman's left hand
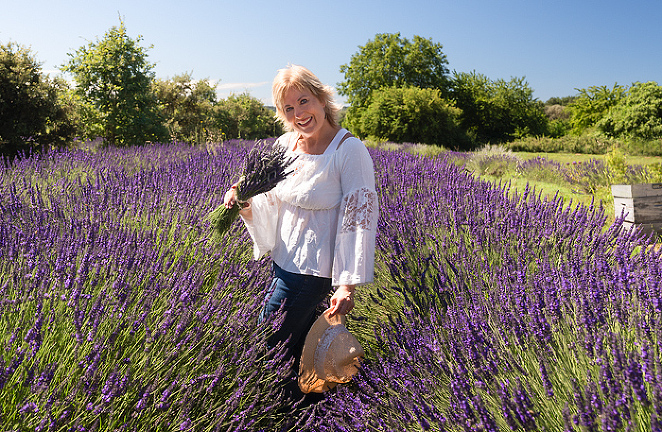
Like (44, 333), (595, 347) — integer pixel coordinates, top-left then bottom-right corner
(329, 285), (355, 317)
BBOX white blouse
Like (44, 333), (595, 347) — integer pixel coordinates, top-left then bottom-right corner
(241, 128), (378, 286)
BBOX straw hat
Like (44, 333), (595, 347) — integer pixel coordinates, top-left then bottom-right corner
(298, 308), (365, 393)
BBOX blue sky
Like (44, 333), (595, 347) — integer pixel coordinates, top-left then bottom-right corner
(2, 0), (661, 105)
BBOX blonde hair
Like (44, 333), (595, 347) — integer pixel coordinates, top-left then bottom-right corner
(272, 64), (341, 131)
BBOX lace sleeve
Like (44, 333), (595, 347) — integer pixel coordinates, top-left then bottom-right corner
(333, 187), (378, 286)
(340, 187), (378, 233)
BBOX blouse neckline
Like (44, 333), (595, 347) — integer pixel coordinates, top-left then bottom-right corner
(289, 128), (347, 157)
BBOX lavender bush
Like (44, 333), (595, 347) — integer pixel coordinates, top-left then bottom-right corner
(299, 150), (662, 431)
(0, 140), (293, 431)
(2, 140), (662, 431)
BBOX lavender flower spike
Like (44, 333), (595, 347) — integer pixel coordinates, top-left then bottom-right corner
(207, 141), (296, 240)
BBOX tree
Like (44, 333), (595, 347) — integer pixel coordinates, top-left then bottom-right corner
(154, 73), (218, 143)
(62, 20), (167, 146)
(0, 42), (75, 155)
(214, 93), (282, 139)
(352, 86), (469, 149)
(567, 84), (626, 135)
(450, 71), (548, 144)
(338, 33), (451, 133)
(598, 81), (662, 139)
(338, 33), (450, 108)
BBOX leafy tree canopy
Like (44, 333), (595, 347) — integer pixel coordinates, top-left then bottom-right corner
(567, 84), (627, 135)
(598, 81), (662, 139)
(154, 73), (218, 143)
(62, 19), (167, 146)
(451, 71), (548, 143)
(338, 33), (451, 109)
(215, 93), (283, 140)
(0, 42), (75, 155)
(545, 96), (577, 106)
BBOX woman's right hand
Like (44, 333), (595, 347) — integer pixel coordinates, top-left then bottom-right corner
(223, 183), (240, 209)
(224, 184), (252, 219)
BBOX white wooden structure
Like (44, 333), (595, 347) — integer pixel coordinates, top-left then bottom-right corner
(612, 183), (662, 237)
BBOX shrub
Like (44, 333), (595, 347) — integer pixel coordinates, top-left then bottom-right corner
(599, 81), (662, 140)
(624, 138), (662, 156)
(465, 144), (520, 177)
(347, 86), (471, 150)
(0, 43), (75, 156)
(605, 147), (628, 184)
(507, 135), (614, 154)
(544, 104), (570, 121)
(450, 72), (548, 144)
(215, 93), (283, 140)
(6, 141), (662, 430)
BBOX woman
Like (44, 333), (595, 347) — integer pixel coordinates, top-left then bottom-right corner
(223, 64), (378, 389)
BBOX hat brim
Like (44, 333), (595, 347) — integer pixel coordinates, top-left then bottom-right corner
(298, 308), (346, 393)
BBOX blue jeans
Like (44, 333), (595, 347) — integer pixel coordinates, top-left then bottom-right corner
(259, 262), (332, 370)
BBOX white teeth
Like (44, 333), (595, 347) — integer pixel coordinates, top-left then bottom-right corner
(298, 117), (312, 127)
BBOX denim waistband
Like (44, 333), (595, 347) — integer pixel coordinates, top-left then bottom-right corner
(272, 262), (332, 283)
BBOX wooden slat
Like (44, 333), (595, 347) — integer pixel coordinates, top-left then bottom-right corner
(613, 196), (662, 223)
(611, 183), (662, 198)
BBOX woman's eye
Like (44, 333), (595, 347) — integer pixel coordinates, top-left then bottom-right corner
(285, 107), (293, 112)
(300, 99), (307, 105)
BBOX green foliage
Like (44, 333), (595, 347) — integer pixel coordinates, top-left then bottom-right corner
(507, 135), (614, 154)
(644, 162), (662, 183)
(544, 95), (577, 106)
(0, 43), (75, 155)
(154, 76), (281, 142)
(347, 86), (470, 149)
(543, 105), (571, 138)
(214, 93), (282, 140)
(62, 20), (168, 146)
(605, 147), (627, 184)
(450, 71), (548, 144)
(598, 81), (662, 139)
(338, 33), (451, 109)
(568, 83), (626, 135)
(544, 104), (570, 121)
(546, 119), (571, 138)
(154, 73), (219, 143)
(466, 144), (519, 177)
(622, 137), (662, 156)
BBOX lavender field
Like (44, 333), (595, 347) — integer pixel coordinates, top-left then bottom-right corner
(2, 140), (662, 431)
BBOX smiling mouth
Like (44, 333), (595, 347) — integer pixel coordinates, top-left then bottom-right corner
(297, 117), (313, 127)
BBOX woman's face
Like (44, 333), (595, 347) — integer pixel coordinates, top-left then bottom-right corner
(282, 87), (326, 137)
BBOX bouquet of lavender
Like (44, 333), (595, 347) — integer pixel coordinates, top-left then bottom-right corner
(207, 141), (296, 240)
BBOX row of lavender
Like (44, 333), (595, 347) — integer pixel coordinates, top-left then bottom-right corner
(303, 150), (662, 431)
(2, 140), (661, 431)
(0, 141), (297, 431)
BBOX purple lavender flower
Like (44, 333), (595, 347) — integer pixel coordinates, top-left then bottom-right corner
(625, 359), (649, 405)
(562, 403), (576, 432)
(19, 401), (39, 415)
(539, 358), (554, 398)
